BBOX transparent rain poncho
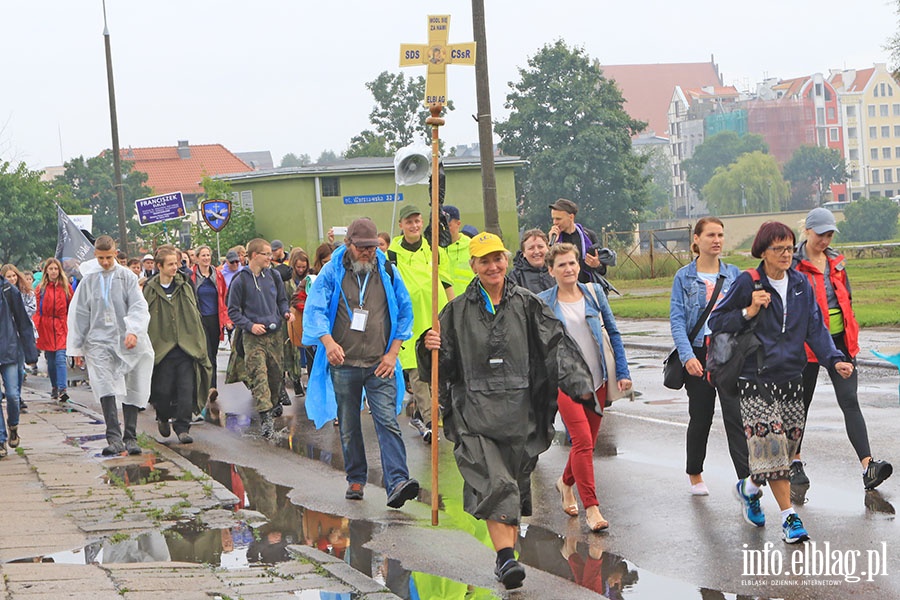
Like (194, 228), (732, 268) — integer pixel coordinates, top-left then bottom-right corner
(67, 259), (154, 407)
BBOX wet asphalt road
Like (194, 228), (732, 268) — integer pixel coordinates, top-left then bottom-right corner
(168, 320), (900, 599)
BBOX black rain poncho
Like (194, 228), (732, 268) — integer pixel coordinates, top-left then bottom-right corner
(417, 277), (594, 525)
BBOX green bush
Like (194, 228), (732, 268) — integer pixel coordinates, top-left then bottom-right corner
(840, 197), (900, 242)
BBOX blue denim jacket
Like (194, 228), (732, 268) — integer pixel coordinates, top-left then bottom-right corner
(669, 260), (740, 365)
(538, 283), (631, 384)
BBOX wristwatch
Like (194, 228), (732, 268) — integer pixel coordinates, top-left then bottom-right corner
(741, 308), (751, 320)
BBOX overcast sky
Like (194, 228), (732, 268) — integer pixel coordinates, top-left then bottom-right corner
(1, 0), (898, 170)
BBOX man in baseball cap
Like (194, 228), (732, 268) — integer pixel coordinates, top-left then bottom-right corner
(442, 205), (473, 296)
(390, 204), (455, 444)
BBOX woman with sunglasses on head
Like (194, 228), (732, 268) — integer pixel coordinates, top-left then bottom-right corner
(789, 208), (891, 491)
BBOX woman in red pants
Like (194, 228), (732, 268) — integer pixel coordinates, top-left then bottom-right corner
(538, 243), (632, 531)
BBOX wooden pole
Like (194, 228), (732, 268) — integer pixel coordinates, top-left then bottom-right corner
(426, 102), (445, 526)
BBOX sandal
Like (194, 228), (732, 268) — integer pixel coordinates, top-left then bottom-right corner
(556, 477), (578, 516)
(586, 506), (609, 532)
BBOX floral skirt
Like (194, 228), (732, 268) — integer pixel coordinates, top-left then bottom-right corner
(738, 376), (805, 484)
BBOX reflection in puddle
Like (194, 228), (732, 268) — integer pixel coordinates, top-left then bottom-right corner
(103, 456), (177, 486)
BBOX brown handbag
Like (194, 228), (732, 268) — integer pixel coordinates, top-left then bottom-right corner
(287, 307), (304, 347)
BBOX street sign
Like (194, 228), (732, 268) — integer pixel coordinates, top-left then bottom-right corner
(399, 14), (476, 105)
(135, 192), (186, 225)
(201, 199), (232, 232)
(343, 193), (403, 205)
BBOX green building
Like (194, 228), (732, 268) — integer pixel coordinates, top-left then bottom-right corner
(219, 155), (524, 252)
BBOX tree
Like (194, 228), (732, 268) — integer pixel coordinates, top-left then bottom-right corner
(840, 197), (900, 242)
(682, 131), (769, 196)
(636, 144), (673, 219)
(495, 40), (649, 234)
(53, 152), (153, 238)
(316, 150), (339, 164)
(783, 145), (848, 210)
(345, 71), (455, 157)
(701, 152), (790, 215)
(343, 130), (391, 159)
(189, 175), (259, 258)
(280, 153), (311, 168)
(0, 161), (73, 266)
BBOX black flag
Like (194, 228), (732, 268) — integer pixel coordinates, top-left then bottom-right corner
(55, 207), (94, 281)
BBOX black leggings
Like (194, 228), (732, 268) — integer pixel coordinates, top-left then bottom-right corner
(797, 334), (871, 462)
(684, 344), (750, 479)
(200, 313), (220, 389)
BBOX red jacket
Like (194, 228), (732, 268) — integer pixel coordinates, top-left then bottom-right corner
(33, 281), (72, 351)
(794, 243), (860, 361)
(190, 265), (233, 340)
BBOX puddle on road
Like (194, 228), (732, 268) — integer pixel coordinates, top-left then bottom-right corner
(102, 455), (179, 486)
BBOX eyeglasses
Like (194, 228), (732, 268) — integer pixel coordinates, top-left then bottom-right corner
(767, 245), (795, 255)
(229, 260), (239, 264)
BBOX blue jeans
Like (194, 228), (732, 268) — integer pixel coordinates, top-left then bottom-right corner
(45, 350), (68, 392)
(0, 362), (21, 444)
(330, 364), (410, 493)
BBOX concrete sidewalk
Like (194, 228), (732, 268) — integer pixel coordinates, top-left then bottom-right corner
(0, 381), (399, 600)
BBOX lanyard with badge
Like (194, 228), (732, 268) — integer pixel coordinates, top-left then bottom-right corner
(340, 272), (370, 332)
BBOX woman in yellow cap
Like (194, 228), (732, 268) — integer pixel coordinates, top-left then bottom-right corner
(419, 232), (594, 591)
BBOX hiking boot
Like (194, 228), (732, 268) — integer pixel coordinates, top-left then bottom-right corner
(495, 559), (526, 590)
(8, 425), (19, 449)
(790, 461), (810, 486)
(260, 410), (275, 439)
(345, 482), (365, 500)
(101, 441), (126, 456)
(271, 404), (284, 418)
(0, 442), (7, 458)
(863, 459), (892, 490)
(59, 392), (69, 403)
(386, 478), (420, 508)
(158, 419), (172, 438)
(279, 386), (291, 406)
(124, 439), (142, 455)
(782, 513), (810, 544)
(177, 432), (194, 444)
(734, 479), (766, 527)
(51, 387), (59, 399)
(293, 378), (305, 397)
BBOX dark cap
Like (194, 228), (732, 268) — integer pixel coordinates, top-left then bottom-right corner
(225, 250), (240, 263)
(548, 198), (578, 215)
(270, 239), (284, 251)
(346, 218), (380, 247)
(398, 204), (422, 220)
(443, 205), (461, 221)
(461, 224), (479, 238)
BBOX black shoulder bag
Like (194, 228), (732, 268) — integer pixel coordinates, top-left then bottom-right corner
(663, 274), (725, 390)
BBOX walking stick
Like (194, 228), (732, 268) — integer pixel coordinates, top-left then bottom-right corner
(427, 102), (445, 526)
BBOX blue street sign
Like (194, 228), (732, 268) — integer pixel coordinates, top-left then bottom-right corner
(201, 199), (232, 232)
(343, 193), (403, 205)
(135, 192), (186, 225)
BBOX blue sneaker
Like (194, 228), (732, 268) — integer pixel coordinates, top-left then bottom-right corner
(734, 479), (766, 527)
(782, 513), (810, 544)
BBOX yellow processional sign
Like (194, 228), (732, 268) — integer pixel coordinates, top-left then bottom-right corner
(399, 15), (476, 105)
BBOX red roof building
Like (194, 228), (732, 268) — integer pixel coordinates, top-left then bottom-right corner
(601, 59), (724, 138)
(121, 141), (250, 200)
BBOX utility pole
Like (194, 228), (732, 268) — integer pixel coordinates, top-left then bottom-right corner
(472, 0), (500, 236)
(103, 0), (128, 250)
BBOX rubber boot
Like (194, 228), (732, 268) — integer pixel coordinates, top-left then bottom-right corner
(122, 404), (142, 455)
(100, 396), (125, 456)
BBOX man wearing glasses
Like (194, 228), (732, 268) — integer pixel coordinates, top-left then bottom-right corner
(302, 218), (419, 508)
(227, 239), (294, 438)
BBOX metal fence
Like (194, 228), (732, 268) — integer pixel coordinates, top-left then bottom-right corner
(602, 226), (693, 279)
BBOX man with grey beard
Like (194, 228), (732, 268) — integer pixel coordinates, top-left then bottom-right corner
(302, 218), (419, 508)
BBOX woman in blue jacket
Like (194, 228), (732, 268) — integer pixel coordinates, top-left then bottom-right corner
(709, 221), (852, 545)
(669, 217), (743, 496)
(538, 243), (631, 532)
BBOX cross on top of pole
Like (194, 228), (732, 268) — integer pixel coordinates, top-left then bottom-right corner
(399, 15), (476, 106)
